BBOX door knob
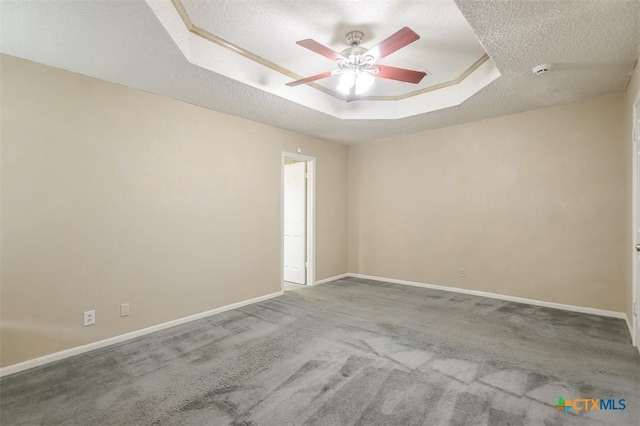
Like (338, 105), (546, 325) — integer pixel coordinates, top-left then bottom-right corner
(636, 244), (640, 252)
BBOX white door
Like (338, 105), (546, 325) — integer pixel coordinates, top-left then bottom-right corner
(634, 95), (640, 347)
(284, 162), (306, 284)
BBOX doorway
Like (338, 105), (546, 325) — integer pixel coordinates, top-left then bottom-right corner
(282, 152), (315, 290)
(633, 91), (640, 349)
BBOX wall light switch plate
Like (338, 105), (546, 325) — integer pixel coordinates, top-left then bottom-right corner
(83, 310), (96, 327)
(120, 303), (130, 317)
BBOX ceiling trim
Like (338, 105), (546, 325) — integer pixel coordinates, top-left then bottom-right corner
(170, 0), (342, 100)
(362, 54), (490, 101)
(171, 0), (489, 102)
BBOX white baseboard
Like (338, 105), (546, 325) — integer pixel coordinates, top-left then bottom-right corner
(314, 273), (350, 285)
(348, 273), (627, 320)
(3, 274), (632, 377)
(624, 316), (634, 345)
(629, 316), (640, 354)
(0, 290), (284, 378)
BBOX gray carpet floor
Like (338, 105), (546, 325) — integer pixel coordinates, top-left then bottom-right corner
(1, 277), (639, 425)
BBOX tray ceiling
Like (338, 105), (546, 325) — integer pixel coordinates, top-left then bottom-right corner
(149, 0), (500, 119)
(1, 0), (639, 143)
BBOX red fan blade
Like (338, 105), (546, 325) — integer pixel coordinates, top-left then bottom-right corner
(296, 39), (346, 62)
(374, 65), (426, 84)
(367, 27), (420, 61)
(286, 71), (334, 87)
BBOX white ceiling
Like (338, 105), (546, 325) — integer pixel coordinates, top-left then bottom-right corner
(1, 0), (639, 143)
(152, 0), (499, 119)
(180, 0), (484, 91)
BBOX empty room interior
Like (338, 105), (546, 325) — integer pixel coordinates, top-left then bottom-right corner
(2, 0), (640, 425)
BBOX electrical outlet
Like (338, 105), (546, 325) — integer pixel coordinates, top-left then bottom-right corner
(459, 268), (467, 278)
(120, 303), (130, 317)
(83, 310), (95, 327)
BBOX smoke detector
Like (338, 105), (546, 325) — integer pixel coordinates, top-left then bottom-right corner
(532, 64), (552, 75)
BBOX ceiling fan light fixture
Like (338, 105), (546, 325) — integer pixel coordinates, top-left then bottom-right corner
(288, 27), (425, 101)
(337, 70), (375, 95)
(356, 71), (375, 94)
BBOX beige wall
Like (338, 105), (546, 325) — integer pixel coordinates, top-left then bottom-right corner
(0, 55), (348, 367)
(624, 61), (640, 325)
(349, 94), (626, 312)
(1, 52), (634, 369)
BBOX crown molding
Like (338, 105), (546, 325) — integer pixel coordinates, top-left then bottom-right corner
(170, 0), (490, 103)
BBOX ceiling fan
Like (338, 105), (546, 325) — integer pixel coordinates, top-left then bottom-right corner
(286, 27), (427, 102)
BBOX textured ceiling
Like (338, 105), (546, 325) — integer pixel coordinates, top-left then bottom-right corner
(179, 0), (485, 93)
(1, 0), (639, 143)
(150, 0), (499, 119)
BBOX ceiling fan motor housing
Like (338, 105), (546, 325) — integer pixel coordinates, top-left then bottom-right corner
(341, 45), (368, 58)
(342, 31), (368, 58)
(345, 30), (364, 47)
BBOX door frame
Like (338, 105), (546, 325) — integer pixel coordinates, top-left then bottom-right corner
(281, 152), (316, 290)
(633, 89), (640, 348)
